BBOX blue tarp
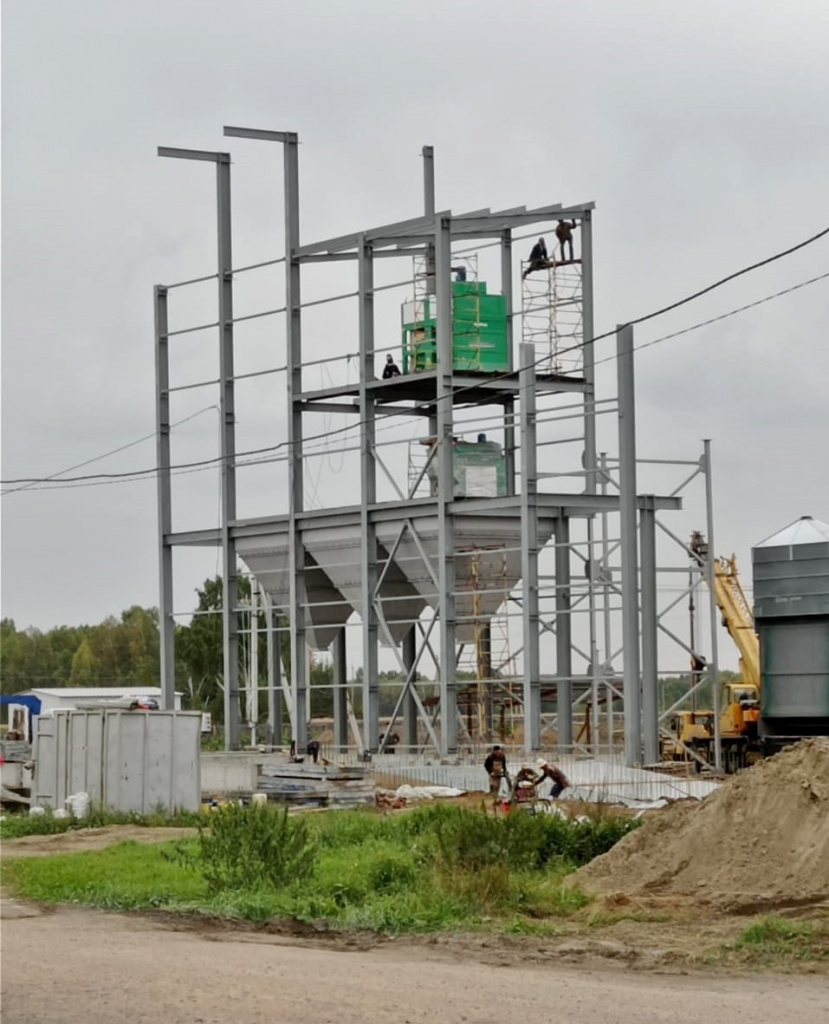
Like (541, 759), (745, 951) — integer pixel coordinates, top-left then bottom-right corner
(0, 694), (42, 715)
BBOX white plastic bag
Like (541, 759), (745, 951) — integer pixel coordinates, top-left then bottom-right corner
(29, 805), (46, 817)
(65, 791), (90, 819)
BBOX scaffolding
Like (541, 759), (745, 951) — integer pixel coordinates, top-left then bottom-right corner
(153, 129), (724, 769)
(521, 259), (584, 374)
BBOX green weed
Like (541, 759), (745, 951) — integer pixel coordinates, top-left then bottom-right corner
(729, 917), (829, 962)
(0, 804), (203, 840)
(167, 803), (316, 894)
(5, 804), (626, 935)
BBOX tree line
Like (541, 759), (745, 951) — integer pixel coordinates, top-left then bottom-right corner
(0, 576), (412, 723)
(1, 575), (738, 724)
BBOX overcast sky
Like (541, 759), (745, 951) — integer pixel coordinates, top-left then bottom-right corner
(2, 0), (828, 675)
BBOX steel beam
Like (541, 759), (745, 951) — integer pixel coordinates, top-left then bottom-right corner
(292, 203), (597, 257)
(224, 126), (296, 144)
(154, 285), (175, 711)
(519, 343), (541, 754)
(617, 324), (641, 765)
(640, 496), (659, 764)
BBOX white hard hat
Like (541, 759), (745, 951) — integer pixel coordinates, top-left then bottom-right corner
(535, 758), (548, 769)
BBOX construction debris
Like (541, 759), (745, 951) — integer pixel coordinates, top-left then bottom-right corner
(251, 762), (374, 810)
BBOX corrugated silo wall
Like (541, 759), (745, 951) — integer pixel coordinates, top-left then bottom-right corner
(753, 532), (829, 739)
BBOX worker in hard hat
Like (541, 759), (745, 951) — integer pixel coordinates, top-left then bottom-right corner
(535, 758), (570, 798)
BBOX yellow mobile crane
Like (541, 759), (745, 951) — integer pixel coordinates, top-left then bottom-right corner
(664, 535), (762, 773)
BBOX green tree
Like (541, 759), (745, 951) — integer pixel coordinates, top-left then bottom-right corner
(68, 638), (101, 686)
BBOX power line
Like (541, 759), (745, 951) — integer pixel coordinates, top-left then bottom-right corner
(8, 268), (825, 494)
(0, 405), (218, 495)
(5, 265), (826, 491)
(3, 226), (828, 491)
(594, 271), (829, 369)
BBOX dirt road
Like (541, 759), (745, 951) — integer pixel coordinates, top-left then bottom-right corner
(2, 904), (827, 1024)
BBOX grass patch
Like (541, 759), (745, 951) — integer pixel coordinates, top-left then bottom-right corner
(727, 917), (829, 963)
(4, 841), (206, 910)
(0, 805), (202, 840)
(4, 803), (636, 935)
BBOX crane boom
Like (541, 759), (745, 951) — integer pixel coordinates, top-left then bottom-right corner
(713, 556), (760, 689)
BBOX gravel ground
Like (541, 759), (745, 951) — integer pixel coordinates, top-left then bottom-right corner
(2, 902), (828, 1024)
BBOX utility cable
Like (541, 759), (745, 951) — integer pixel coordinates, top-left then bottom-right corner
(0, 405), (218, 496)
(8, 267), (823, 494)
(3, 231), (828, 491)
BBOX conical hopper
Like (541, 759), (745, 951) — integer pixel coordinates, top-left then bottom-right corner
(235, 537), (352, 651)
(303, 525), (426, 646)
(375, 517), (555, 643)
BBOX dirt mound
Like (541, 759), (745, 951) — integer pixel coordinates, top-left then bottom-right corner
(574, 738), (829, 908)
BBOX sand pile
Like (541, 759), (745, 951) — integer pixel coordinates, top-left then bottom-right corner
(575, 738), (829, 908)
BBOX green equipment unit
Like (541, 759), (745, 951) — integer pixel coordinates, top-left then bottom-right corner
(426, 435), (508, 498)
(401, 281), (509, 374)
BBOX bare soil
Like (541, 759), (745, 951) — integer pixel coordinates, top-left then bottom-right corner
(575, 738), (829, 910)
(1, 825), (198, 859)
(3, 902), (829, 1024)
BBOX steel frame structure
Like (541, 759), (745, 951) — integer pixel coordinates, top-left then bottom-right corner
(153, 127), (711, 767)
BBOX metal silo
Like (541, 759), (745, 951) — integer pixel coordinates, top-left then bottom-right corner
(752, 515), (829, 746)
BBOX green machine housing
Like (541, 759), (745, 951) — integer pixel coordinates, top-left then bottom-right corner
(401, 281), (510, 374)
(426, 436), (508, 499)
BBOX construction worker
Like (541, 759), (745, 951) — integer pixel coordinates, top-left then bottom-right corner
(554, 220), (578, 262)
(484, 744), (509, 804)
(382, 354), (401, 379)
(306, 739), (321, 764)
(535, 758), (570, 798)
(523, 237), (550, 278)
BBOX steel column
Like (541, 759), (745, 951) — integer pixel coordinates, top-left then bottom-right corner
(617, 324), (641, 765)
(156, 145), (239, 735)
(154, 285), (175, 711)
(216, 154), (240, 750)
(281, 133), (308, 749)
(581, 211), (597, 494)
(265, 596), (283, 746)
(248, 582), (258, 745)
(332, 627), (348, 753)
(703, 439), (723, 772)
(359, 237), (380, 751)
(423, 145), (436, 294)
(640, 496), (659, 764)
(501, 227), (516, 493)
(554, 515), (573, 748)
(402, 627), (418, 750)
(435, 215), (457, 754)
(519, 342), (541, 754)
